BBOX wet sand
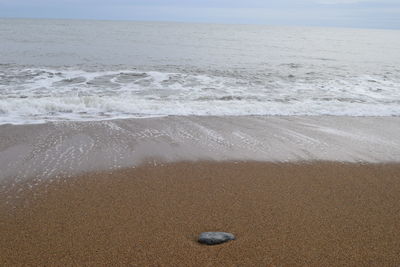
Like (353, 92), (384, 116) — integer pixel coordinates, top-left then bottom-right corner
(2, 116), (400, 182)
(2, 162), (400, 266)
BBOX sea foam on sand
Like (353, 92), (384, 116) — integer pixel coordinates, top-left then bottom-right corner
(1, 116), (400, 183)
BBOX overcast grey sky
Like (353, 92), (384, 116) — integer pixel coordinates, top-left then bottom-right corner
(1, 0), (399, 29)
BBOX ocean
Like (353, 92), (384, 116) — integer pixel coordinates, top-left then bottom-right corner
(1, 18), (400, 124)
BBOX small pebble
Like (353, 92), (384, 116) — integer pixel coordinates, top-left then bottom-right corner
(198, 232), (235, 245)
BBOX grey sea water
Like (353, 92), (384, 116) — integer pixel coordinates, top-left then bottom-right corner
(1, 18), (400, 124)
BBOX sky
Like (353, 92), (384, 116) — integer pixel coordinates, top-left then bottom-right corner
(0, 0), (400, 29)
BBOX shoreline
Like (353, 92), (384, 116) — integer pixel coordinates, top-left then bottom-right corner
(2, 161), (400, 265)
(1, 116), (400, 182)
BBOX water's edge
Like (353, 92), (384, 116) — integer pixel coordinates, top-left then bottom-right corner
(1, 116), (400, 182)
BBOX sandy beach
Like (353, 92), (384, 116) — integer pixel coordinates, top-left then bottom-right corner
(2, 161), (400, 266)
(1, 116), (400, 266)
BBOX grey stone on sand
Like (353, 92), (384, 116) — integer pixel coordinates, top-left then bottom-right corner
(198, 232), (236, 245)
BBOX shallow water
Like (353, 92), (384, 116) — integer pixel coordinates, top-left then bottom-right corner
(1, 116), (400, 181)
(1, 19), (400, 124)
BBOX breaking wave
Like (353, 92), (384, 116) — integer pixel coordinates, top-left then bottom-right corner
(1, 66), (400, 124)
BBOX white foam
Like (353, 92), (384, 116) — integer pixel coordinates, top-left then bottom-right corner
(1, 67), (400, 124)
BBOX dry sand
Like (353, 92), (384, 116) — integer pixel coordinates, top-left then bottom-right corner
(1, 161), (400, 266)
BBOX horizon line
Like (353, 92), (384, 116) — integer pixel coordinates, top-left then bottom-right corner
(1, 16), (399, 31)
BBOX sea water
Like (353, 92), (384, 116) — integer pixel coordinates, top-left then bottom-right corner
(1, 18), (400, 124)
